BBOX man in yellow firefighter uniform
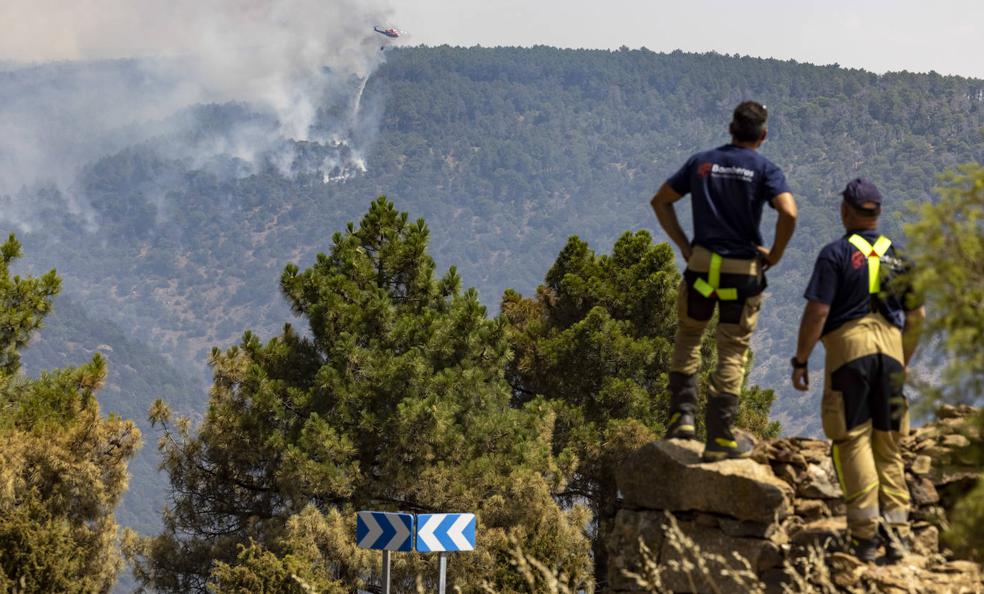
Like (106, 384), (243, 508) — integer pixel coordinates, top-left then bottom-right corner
(651, 101), (798, 461)
(791, 178), (925, 562)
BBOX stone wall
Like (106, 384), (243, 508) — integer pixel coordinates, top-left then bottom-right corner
(607, 405), (983, 593)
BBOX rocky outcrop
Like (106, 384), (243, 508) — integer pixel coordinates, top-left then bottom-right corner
(617, 440), (793, 524)
(608, 404), (983, 593)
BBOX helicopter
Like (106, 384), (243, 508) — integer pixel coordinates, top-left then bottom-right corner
(373, 26), (402, 39)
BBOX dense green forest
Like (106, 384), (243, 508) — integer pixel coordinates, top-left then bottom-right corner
(4, 46), (983, 585)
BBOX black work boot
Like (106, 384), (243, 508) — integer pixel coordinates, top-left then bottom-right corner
(701, 392), (754, 461)
(849, 534), (881, 563)
(664, 372), (697, 440)
(879, 523), (910, 562)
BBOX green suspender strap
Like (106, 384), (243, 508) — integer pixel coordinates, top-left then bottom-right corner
(693, 252), (738, 300)
(848, 234), (892, 293)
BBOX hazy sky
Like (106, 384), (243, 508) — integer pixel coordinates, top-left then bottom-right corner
(3, 1), (979, 79)
(393, 0), (984, 79)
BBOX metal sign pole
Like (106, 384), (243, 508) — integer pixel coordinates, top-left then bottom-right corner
(438, 552), (447, 594)
(382, 550), (391, 594)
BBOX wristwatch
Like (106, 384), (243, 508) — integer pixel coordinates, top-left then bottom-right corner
(790, 356), (808, 369)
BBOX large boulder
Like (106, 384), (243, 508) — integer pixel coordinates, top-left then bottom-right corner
(617, 439), (793, 524)
(607, 509), (782, 594)
(606, 509), (666, 592)
(608, 406), (984, 593)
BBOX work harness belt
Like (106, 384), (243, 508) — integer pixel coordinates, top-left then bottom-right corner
(693, 252), (737, 300)
(848, 234), (892, 294)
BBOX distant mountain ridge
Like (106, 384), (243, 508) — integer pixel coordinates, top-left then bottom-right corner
(7, 47), (984, 548)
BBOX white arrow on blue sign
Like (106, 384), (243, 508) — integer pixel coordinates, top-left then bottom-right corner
(356, 511), (414, 551)
(415, 513), (476, 553)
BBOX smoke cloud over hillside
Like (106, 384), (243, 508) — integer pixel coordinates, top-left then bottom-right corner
(0, 0), (393, 230)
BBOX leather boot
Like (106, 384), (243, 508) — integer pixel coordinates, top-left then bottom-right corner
(879, 522), (910, 562)
(849, 534), (881, 562)
(664, 372), (697, 440)
(702, 392), (754, 461)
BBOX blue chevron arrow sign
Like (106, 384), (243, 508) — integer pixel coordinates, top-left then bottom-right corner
(415, 513), (476, 553)
(356, 511), (414, 551)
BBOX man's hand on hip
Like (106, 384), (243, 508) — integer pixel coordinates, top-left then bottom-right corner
(756, 245), (779, 270)
(791, 367), (809, 391)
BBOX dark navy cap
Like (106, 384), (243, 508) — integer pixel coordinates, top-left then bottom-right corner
(841, 178), (883, 210)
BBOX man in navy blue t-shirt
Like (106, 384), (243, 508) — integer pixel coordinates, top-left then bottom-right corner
(791, 178), (925, 562)
(650, 101), (798, 461)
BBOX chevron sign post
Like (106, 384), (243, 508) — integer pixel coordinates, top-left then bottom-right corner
(415, 513), (476, 552)
(416, 513), (476, 594)
(356, 511), (414, 594)
(356, 511), (414, 551)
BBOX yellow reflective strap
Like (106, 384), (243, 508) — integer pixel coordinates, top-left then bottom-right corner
(833, 443), (882, 502)
(845, 480), (880, 503)
(677, 425), (695, 432)
(710, 254), (738, 300)
(669, 412), (680, 425)
(708, 253), (723, 289)
(848, 234), (893, 294)
(715, 437), (737, 448)
(693, 253), (738, 300)
(847, 234), (873, 255)
(869, 255), (881, 293)
(881, 485), (910, 501)
(693, 278), (714, 298)
(870, 235), (892, 293)
(847, 234), (879, 292)
(873, 235), (892, 256)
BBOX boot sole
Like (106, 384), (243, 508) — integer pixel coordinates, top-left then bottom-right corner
(701, 449), (753, 462)
(665, 430), (696, 440)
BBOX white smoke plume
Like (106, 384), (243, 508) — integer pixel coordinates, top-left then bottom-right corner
(0, 0), (394, 230)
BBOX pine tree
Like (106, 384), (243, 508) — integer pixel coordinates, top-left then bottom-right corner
(501, 230), (778, 582)
(0, 234), (140, 592)
(124, 198), (592, 593)
(903, 163), (984, 560)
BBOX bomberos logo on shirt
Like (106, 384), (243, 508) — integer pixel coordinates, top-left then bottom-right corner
(712, 163), (755, 181)
(698, 162), (755, 182)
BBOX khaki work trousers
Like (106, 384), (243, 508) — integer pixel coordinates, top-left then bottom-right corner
(821, 314), (910, 539)
(670, 246), (763, 396)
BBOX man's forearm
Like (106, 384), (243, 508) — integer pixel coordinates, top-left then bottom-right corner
(769, 193), (797, 262)
(650, 184), (690, 258)
(771, 211), (796, 261)
(796, 302), (829, 362)
(653, 202), (690, 255)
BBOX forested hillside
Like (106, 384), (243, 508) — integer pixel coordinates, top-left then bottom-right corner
(8, 46), (984, 546)
(20, 297), (201, 533)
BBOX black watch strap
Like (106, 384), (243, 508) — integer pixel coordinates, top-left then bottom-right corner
(790, 356), (808, 369)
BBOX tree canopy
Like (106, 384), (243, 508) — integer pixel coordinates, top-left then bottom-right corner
(0, 234), (140, 592)
(903, 164), (984, 560)
(124, 198), (592, 593)
(502, 229), (778, 581)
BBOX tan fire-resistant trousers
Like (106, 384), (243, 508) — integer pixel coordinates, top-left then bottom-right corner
(670, 246), (763, 396)
(821, 314), (910, 540)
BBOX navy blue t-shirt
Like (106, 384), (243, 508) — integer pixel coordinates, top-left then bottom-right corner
(804, 230), (918, 336)
(666, 144), (791, 258)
